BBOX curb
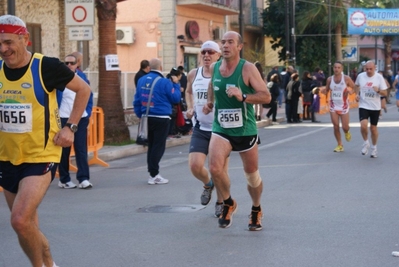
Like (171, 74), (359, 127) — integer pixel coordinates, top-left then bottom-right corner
(92, 117), (285, 163)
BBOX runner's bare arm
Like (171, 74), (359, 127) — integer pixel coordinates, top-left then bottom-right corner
(203, 63), (215, 114)
(345, 75), (356, 94)
(240, 62), (270, 104)
(185, 69), (196, 119)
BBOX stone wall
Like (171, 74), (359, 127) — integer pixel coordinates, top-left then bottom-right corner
(14, 0), (99, 71)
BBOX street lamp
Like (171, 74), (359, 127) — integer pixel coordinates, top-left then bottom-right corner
(328, 0), (332, 76)
(8, 0), (15, 14)
(285, 0), (290, 67)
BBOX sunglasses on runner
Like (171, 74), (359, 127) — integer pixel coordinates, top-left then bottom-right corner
(201, 50), (216, 55)
(65, 61), (76, 65)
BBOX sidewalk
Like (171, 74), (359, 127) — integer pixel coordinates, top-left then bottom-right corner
(94, 114), (286, 163)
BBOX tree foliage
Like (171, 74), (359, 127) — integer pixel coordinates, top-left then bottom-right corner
(262, 0), (334, 72)
(261, 0), (287, 62)
(262, 0), (399, 72)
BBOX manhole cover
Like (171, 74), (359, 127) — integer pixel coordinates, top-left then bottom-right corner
(137, 205), (206, 213)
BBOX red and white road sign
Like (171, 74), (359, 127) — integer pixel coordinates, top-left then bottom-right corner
(392, 51), (399, 61)
(65, 0), (94, 26)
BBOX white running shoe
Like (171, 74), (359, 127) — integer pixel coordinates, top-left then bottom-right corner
(78, 180), (93, 189)
(361, 141), (369, 155)
(370, 147), (378, 158)
(58, 181), (77, 189)
(148, 174), (169, 185)
(42, 262), (59, 267)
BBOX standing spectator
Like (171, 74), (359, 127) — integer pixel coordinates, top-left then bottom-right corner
(266, 65), (280, 82)
(311, 87), (321, 122)
(325, 61), (356, 152)
(0, 15), (91, 267)
(286, 73), (301, 123)
(300, 71), (314, 120)
(58, 54), (94, 189)
(355, 61), (387, 158)
(166, 67), (182, 137)
(393, 70), (399, 111)
(313, 67), (326, 86)
(265, 74), (280, 124)
(203, 31), (271, 230)
(254, 61), (266, 121)
(185, 40), (224, 217)
(283, 66), (294, 121)
(278, 67), (287, 107)
(386, 70), (393, 104)
(178, 65), (188, 104)
(133, 58), (181, 184)
(134, 59), (150, 86)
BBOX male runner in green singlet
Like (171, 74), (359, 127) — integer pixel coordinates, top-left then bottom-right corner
(203, 31), (271, 230)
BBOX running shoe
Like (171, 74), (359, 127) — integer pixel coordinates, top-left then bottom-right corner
(218, 200), (237, 228)
(248, 210), (263, 231)
(370, 147), (378, 158)
(58, 181), (77, 189)
(333, 145), (344, 152)
(200, 184), (214, 205)
(345, 131), (351, 142)
(215, 202), (223, 218)
(361, 142), (370, 155)
(148, 174), (169, 185)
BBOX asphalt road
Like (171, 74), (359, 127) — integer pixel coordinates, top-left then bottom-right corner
(1, 104), (399, 267)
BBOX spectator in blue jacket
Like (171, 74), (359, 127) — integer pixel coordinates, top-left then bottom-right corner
(134, 58), (181, 185)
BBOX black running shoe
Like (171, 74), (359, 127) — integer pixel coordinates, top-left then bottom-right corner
(248, 210), (263, 231)
(218, 200), (237, 228)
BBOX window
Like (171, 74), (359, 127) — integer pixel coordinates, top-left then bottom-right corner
(251, 0), (258, 26)
(26, 24), (41, 53)
(184, 54), (198, 73)
(77, 41), (90, 70)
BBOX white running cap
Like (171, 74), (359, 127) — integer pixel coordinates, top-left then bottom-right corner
(201, 41), (221, 53)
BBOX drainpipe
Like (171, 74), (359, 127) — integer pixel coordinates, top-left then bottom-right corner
(239, 0), (244, 57)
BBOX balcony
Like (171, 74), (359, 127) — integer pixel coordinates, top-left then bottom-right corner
(177, 0), (239, 16)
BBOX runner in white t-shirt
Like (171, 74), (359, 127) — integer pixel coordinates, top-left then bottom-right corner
(355, 61), (387, 158)
(325, 61), (356, 152)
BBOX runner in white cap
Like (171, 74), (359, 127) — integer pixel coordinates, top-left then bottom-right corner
(186, 41), (224, 217)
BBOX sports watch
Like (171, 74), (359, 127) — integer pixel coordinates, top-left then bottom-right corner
(65, 123), (78, 133)
(242, 93), (247, 102)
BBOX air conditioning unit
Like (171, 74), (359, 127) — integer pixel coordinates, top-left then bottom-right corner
(213, 27), (225, 40)
(116, 26), (134, 44)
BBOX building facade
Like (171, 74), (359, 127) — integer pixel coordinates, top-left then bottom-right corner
(116, 0), (264, 73)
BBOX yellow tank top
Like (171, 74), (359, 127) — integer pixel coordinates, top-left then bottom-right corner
(0, 53), (62, 165)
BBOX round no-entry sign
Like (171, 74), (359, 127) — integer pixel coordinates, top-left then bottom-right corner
(72, 6), (87, 23)
(65, 0), (94, 26)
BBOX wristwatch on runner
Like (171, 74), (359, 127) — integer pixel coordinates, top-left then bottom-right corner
(65, 123), (78, 133)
